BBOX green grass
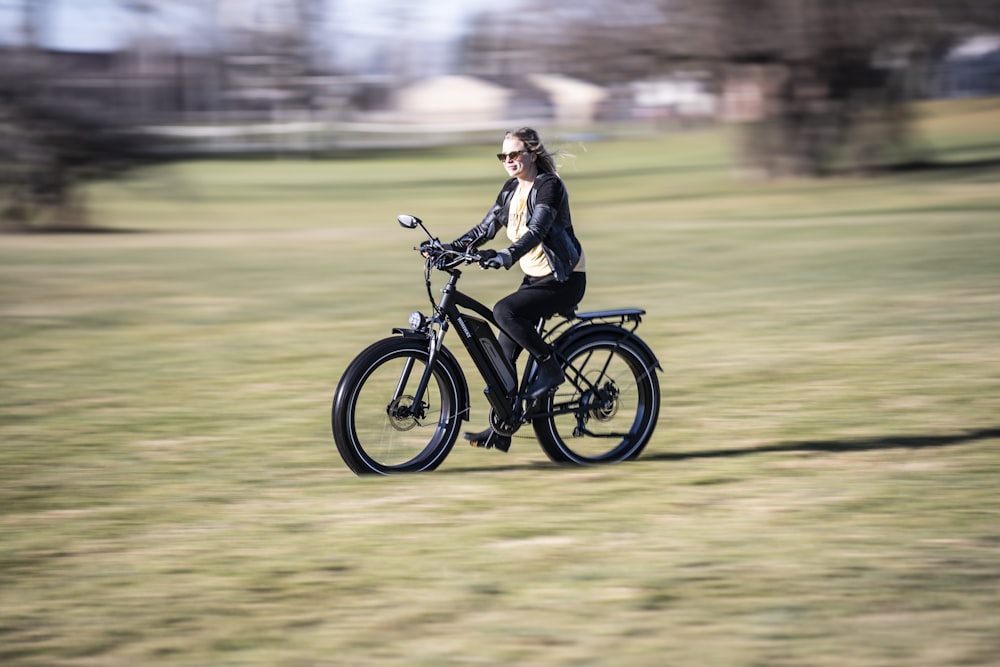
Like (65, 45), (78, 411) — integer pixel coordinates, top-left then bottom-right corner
(2, 99), (999, 666)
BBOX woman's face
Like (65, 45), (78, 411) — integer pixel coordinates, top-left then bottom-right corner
(499, 137), (537, 180)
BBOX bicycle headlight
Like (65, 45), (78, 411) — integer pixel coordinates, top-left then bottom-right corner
(409, 311), (426, 330)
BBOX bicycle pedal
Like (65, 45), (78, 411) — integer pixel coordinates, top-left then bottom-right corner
(467, 431), (510, 452)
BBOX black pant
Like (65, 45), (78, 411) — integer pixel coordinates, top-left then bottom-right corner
(493, 272), (586, 363)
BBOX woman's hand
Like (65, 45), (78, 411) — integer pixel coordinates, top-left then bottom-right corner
(478, 249), (513, 270)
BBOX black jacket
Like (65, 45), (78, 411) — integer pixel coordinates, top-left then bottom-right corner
(452, 172), (583, 282)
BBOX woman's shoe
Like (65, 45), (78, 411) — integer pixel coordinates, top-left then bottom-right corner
(527, 355), (563, 400)
(463, 427), (511, 452)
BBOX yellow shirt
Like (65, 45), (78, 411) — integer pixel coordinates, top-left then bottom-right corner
(506, 182), (552, 277)
(506, 182), (587, 277)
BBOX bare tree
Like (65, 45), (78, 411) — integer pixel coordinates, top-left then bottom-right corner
(0, 63), (167, 229)
(460, 0), (1000, 176)
(712, 0), (1000, 175)
(0, 0), (174, 229)
(0, 0), (337, 229)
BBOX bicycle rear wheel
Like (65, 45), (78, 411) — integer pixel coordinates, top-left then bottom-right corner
(533, 334), (659, 464)
(332, 338), (463, 475)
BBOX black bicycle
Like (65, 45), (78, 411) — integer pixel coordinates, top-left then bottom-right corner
(331, 214), (662, 475)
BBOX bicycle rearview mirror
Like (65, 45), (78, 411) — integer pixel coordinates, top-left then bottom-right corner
(397, 214), (421, 229)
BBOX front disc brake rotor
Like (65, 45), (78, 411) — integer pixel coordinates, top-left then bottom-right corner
(386, 396), (420, 431)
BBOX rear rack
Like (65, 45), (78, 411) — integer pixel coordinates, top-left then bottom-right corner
(542, 308), (646, 340)
(572, 308), (645, 323)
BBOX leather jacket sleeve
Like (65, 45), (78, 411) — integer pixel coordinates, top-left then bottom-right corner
(451, 179), (516, 250)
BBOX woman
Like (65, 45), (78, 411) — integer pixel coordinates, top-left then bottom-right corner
(446, 127), (587, 451)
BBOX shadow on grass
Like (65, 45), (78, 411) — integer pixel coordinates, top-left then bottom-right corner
(646, 427), (1000, 463)
(880, 156), (1000, 175)
(873, 155), (1000, 179)
(441, 458), (562, 475)
(2, 223), (147, 234)
(440, 427), (1000, 474)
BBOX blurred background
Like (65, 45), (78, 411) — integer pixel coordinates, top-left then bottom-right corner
(2, 0), (1000, 229)
(3, 5), (1000, 665)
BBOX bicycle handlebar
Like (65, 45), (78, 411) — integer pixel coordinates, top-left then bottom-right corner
(401, 213), (492, 271)
(415, 243), (483, 271)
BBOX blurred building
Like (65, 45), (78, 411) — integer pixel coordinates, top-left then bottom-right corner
(7, 25), (997, 156)
(937, 35), (1000, 98)
(392, 75), (509, 125)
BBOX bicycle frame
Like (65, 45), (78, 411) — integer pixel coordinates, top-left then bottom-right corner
(396, 263), (660, 442)
(399, 267), (528, 429)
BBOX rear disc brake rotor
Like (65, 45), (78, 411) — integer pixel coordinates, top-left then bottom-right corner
(590, 381), (620, 422)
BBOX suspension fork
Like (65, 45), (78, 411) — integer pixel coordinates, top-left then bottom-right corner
(412, 324), (450, 414)
(392, 356), (417, 402)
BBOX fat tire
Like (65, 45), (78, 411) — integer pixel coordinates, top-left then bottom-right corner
(332, 338), (463, 475)
(533, 334), (660, 464)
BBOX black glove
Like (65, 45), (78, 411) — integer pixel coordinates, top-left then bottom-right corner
(440, 241), (470, 253)
(479, 249), (513, 270)
(420, 240), (463, 256)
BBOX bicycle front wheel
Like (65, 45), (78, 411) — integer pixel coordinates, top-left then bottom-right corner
(332, 338), (463, 475)
(533, 334), (660, 464)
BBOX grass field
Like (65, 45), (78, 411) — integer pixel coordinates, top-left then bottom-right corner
(2, 99), (999, 666)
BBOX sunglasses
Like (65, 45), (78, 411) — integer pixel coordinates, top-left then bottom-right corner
(496, 150), (529, 162)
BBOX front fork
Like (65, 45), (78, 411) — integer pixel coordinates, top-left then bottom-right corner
(395, 319), (448, 422)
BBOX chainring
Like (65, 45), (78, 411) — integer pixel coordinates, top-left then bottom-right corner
(488, 409), (517, 437)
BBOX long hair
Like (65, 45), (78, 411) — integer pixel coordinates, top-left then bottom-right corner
(505, 127), (559, 174)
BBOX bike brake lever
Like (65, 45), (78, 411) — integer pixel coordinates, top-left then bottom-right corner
(431, 252), (455, 270)
(415, 238), (444, 252)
